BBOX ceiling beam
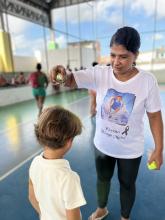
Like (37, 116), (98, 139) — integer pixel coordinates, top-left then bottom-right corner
(18, 0), (50, 11)
(50, 0), (93, 9)
(0, 0), (94, 28)
(0, 0), (51, 27)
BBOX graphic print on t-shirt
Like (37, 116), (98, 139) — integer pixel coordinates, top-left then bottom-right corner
(101, 88), (136, 126)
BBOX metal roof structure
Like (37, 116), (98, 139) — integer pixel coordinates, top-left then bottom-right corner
(0, 0), (92, 27)
(18, 0), (92, 10)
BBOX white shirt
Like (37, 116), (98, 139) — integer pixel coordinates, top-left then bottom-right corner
(74, 65), (161, 158)
(29, 154), (86, 220)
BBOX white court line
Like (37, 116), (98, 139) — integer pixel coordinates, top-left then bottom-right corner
(0, 111), (91, 181)
(0, 116), (90, 181)
(0, 96), (89, 135)
(0, 149), (42, 181)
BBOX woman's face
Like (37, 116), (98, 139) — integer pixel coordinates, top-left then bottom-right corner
(110, 44), (138, 75)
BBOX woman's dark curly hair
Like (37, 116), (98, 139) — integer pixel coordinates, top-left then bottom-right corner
(35, 106), (82, 149)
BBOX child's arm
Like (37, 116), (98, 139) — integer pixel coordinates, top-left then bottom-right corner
(66, 208), (82, 220)
(28, 178), (41, 215)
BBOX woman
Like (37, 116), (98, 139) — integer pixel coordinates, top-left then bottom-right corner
(50, 26), (164, 220)
(28, 63), (49, 116)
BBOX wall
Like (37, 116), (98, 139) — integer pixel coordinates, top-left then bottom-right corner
(82, 48), (95, 68)
(14, 56), (38, 72)
(152, 69), (165, 83)
(11, 47), (95, 73)
(47, 49), (68, 70)
(0, 84), (68, 107)
(2, 50), (165, 84)
(138, 64), (165, 83)
(45, 47), (95, 71)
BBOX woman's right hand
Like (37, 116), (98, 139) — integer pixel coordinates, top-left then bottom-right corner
(50, 65), (67, 84)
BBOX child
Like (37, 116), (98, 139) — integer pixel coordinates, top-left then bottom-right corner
(29, 105), (86, 220)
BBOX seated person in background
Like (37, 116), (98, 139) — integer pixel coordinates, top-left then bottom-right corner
(66, 64), (72, 72)
(15, 72), (26, 85)
(92, 61), (98, 67)
(79, 66), (86, 70)
(10, 76), (17, 86)
(0, 74), (10, 87)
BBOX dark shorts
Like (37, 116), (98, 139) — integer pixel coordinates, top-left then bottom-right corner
(32, 87), (46, 97)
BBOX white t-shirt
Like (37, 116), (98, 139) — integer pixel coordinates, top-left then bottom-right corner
(74, 65), (161, 158)
(29, 154), (86, 220)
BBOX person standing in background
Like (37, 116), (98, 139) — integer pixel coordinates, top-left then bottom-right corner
(28, 63), (49, 116)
